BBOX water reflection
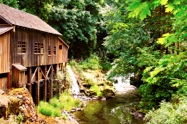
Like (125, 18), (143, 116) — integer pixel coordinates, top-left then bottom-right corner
(75, 96), (144, 124)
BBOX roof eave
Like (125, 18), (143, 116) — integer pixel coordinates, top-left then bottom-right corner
(58, 37), (69, 49)
(0, 15), (13, 25)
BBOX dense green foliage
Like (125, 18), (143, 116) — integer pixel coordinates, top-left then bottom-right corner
(103, 2), (187, 123)
(145, 96), (187, 124)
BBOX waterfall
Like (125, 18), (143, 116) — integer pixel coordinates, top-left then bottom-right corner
(113, 74), (136, 94)
(67, 65), (80, 95)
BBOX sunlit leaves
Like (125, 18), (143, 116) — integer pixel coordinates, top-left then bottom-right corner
(160, 0), (168, 5)
(157, 33), (171, 45)
(165, 4), (174, 12)
(128, 1), (151, 20)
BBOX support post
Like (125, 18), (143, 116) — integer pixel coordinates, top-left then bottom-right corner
(54, 64), (60, 94)
(27, 68), (32, 93)
(7, 73), (10, 89)
(49, 65), (53, 99)
(43, 66), (47, 101)
(35, 81), (40, 105)
(35, 67), (40, 105)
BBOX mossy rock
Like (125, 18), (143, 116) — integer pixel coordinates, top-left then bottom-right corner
(102, 89), (115, 98)
(0, 95), (11, 119)
(8, 96), (20, 115)
(0, 88), (37, 123)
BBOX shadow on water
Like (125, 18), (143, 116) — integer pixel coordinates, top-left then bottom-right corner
(74, 95), (144, 124)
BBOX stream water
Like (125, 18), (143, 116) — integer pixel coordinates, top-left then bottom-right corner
(74, 76), (144, 124)
(74, 95), (144, 124)
(67, 67), (144, 124)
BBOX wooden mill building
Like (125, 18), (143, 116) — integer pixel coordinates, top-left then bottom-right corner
(0, 4), (69, 104)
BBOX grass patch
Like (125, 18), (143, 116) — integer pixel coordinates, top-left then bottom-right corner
(37, 101), (61, 117)
(38, 91), (81, 118)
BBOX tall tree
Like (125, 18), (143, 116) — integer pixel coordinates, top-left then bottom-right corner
(18, 0), (53, 21)
(127, 0), (187, 109)
(48, 0), (105, 58)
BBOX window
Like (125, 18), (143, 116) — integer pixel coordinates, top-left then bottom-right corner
(54, 46), (56, 55)
(17, 32), (26, 54)
(59, 45), (62, 50)
(34, 42), (44, 54)
(18, 41), (26, 53)
(48, 46), (51, 55)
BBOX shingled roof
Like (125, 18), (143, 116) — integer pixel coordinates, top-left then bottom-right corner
(0, 25), (13, 35)
(0, 4), (61, 35)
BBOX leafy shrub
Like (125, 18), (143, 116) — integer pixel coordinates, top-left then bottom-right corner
(38, 91), (82, 118)
(59, 91), (81, 111)
(79, 54), (102, 70)
(38, 101), (52, 116)
(49, 97), (61, 108)
(37, 101), (61, 117)
(100, 60), (112, 71)
(138, 83), (175, 111)
(145, 96), (187, 124)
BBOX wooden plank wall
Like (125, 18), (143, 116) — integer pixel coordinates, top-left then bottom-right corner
(0, 77), (7, 89)
(58, 39), (69, 63)
(10, 27), (68, 67)
(0, 32), (10, 73)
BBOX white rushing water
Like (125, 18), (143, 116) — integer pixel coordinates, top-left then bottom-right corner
(113, 74), (136, 94)
(67, 65), (80, 95)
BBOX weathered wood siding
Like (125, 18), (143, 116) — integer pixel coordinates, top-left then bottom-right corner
(10, 27), (67, 67)
(0, 77), (7, 89)
(58, 39), (69, 63)
(0, 32), (10, 73)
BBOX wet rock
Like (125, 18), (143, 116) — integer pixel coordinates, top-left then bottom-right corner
(102, 89), (115, 98)
(82, 83), (91, 88)
(131, 110), (145, 120)
(84, 90), (96, 96)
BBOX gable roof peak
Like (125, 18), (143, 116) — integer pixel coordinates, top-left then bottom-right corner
(0, 4), (61, 35)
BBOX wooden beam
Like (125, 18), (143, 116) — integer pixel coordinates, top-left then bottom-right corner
(39, 67), (46, 79)
(27, 67), (32, 93)
(31, 67), (38, 82)
(7, 73), (10, 89)
(35, 81), (40, 105)
(46, 65), (52, 79)
(49, 65), (53, 99)
(35, 67), (40, 105)
(43, 66), (47, 101)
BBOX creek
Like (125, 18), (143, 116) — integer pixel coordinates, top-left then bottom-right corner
(74, 95), (144, 124)
(74, 76), (144, 124)
(67, 66), (144, 124)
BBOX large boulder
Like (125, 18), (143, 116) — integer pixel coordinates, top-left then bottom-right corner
(0, 87), (38, 123)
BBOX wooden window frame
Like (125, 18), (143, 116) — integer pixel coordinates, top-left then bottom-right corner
(17, 41), (26, 54)
(54, 46), (56, 55)
(48, 46), (51, 56)
(34, 42), (44, 54)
